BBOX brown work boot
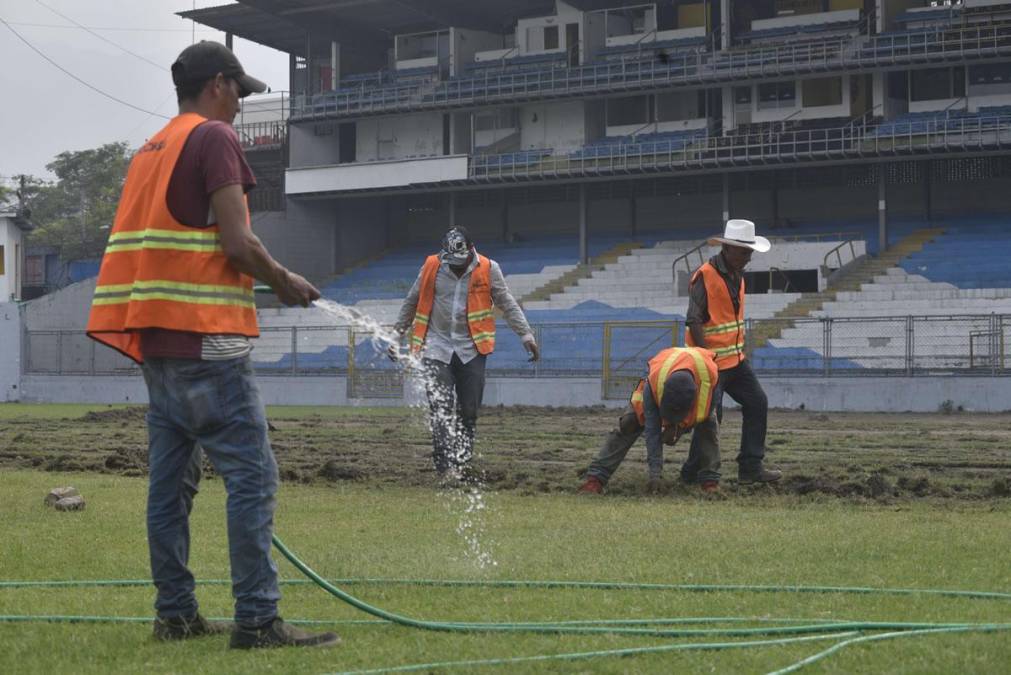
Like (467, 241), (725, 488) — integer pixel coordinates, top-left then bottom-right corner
(738, 465), (783, 485)
(578, 476), (604, 494)
(700, 480), (720, 494)
(230, 617), (340, 649)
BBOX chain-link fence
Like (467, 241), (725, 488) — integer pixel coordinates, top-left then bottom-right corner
(22, 316), (1011, 389)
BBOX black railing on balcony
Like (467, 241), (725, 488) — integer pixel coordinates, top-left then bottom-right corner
(467, 114), (1011, 182)
(291, 24), (1011, 120)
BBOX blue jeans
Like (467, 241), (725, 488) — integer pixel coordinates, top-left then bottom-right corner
(142, 356), (280, 627)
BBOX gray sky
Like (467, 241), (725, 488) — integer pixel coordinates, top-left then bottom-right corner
(0, 0), (289, 180)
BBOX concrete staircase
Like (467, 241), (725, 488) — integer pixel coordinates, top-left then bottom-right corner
(519, 240), (644, 304)
(748, 227), (945, 347)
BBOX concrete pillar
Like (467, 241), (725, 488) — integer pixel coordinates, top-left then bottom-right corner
(0, 303), (21, 402)
(771, 172), (780, 228)
(924, 160), (933, 224)
(878, 165), (888, 252)
(720, 0), (732, 50)
(579, 184), (589, 265)
(501, 191), (510, 242)
(721, 173), (731, 223)
(331, 41), (340, 91)
(448, 192), (457, 229)
(225, 32), (233, 50)
(628, 192), (637, 236)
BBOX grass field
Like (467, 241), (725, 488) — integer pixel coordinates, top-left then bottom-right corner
(0, 403), (1010, 674)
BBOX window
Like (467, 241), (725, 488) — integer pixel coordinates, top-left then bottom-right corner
(544, 25), (559, 50)
(475, 108), (518, 132)
(607, 95), (651, 126)
(657, 91), (703, 121)
(969, 62), (1011, 86)
(911, 67), (966, 101)
(802, 77), (843, 107)
(734, 86), (752, 105)
(757, 81), (796, 110)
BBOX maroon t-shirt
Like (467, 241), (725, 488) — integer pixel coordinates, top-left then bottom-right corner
(139, 120), (257, 360)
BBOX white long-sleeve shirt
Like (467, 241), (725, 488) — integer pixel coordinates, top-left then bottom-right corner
(394, 252), (534, 364)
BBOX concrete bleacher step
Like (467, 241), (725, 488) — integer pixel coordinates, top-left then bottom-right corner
(519, 241), (645, 304)
(748, 227), (945, 347)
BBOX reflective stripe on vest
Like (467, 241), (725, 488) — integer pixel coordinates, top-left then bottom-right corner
(411, 254), (496, 355)
(630, 346), (719, 431)
(86, 113), (258, 363)
(685, 261), (746, 370)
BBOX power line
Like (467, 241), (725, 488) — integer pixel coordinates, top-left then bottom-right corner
(6, 21), (217, 33)
(34, 0), (165, 71)
(0, 15), (171, 120)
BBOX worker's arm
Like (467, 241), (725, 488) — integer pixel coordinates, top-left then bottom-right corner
(393, 268), (423, 337)
(685, 273), (710, 348)
(212, 184), (319, 307)
(489, 260), (539, 361)
(387, 267), (423, 360)
(642, 380), (663, 480)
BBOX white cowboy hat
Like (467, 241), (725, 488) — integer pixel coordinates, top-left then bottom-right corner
(707, 219), (771, 253)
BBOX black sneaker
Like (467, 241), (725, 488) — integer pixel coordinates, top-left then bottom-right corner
(153, 613), (231, 641)
(738, 466), (783, 485)
(229, 617), (340, 649)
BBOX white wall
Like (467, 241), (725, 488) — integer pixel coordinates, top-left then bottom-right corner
(583, 11), (606, 61)
(516, 0), (582, 55)
(287, 156), (469, 194)
(356, 113), (444, 161)
(968, 82), (1011, 111)
(0, 217), (25, 302)
(909, 98), (965, 114)
(0, 302), (20, 401)
(749, 76), (853, 124)
(520, 100), (586, 151)
(451, 28), (503, 75)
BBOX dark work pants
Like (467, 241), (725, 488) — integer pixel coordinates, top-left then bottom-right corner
(687, 358), (767, 477)
(587, 405), (720, 484)
(423, 354), (487, 475)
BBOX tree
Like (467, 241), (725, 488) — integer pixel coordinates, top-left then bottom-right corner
(26, 142), (131, 261)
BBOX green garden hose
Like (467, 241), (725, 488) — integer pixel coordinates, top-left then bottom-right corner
(1, 533), (1008, 673)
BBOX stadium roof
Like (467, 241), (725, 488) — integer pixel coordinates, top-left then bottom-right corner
(179, 0), (624, 56)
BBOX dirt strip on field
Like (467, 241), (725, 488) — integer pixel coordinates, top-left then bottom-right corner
(1, 406), (1009, 501)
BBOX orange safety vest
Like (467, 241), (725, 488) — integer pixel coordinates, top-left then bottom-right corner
(630, 346), (718, 433)
(685, 261), (746, 369)
(411, 254), (496, 355)
(86, 113), (258, 363)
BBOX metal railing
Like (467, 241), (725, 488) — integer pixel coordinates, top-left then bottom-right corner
(234, 121), (287, 150)
(24, 315), (1011, 391)
(290, 23), (1011, 119)
(468, 113), (1011, 182)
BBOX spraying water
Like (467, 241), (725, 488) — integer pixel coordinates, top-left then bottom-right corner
(311, 299), (498, 568)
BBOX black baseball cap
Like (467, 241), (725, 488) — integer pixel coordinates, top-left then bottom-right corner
(660, 370), (697, 424)
(171, 41), (267, 98)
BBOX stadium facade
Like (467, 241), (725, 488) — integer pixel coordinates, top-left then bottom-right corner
(181, 0), (1011, 282)
(6, 0), (1011, 409)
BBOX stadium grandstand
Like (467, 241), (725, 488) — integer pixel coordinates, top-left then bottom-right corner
(9, 0), (1011, 409)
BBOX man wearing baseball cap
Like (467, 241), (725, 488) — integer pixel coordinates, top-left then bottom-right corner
(392, 227), (540, 481)
(684, 219), (782, 485)
(88, 41), (335, 649)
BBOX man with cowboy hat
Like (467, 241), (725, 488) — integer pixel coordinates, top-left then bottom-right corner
(392, 226), (540, 480)
(684, 219), (782, 485)
(578, 346), (721, 495)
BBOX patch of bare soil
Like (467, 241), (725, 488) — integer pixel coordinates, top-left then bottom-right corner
(1, 408), (1009, 501)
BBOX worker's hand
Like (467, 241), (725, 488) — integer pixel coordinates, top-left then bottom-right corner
(387, 344), (401, 362)
(275, 269), (320, 307)
(662, 425), (681, 446)
(524, 339), (540, 362)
